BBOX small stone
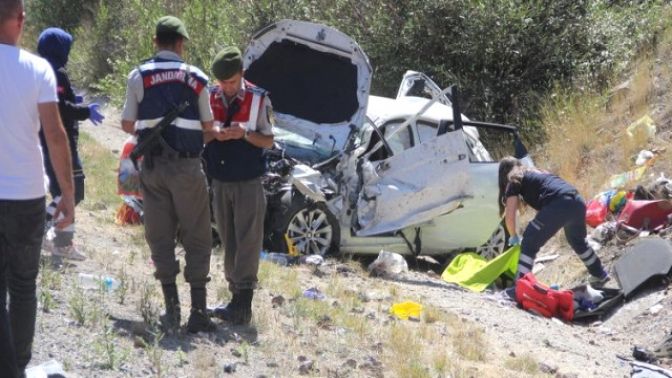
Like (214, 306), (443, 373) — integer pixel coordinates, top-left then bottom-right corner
(299, 360), (314, 375)
(344, 359), (357, 369)
(267, 362), (279, 368)
(231, 348), (242, 358)
(588, 340), (596, 345)
(256, 375), (268, 378)
(317, 315), (333, 329)
(298, 355), (308, 362)
(509, 351), (516, 357)
(539, 362), (558, 374)
(271, 295), (285, 308)
(223, 363), (237, 373)
(366, 312), (376, 320)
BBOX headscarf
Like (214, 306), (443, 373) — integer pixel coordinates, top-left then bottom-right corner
(37, 27), (73, 69)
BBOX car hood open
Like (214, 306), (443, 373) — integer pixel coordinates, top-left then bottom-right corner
(244, 20), (372, 154)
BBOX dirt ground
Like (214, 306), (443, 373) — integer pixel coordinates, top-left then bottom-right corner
(25, 110), (672, 378)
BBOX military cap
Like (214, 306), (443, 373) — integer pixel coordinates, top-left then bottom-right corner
(211, 46), (243, 80)
(156, 16), (189, 40)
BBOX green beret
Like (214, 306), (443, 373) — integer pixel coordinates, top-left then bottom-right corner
(156, 16), (189, 40)
(211, 46), (243, 80)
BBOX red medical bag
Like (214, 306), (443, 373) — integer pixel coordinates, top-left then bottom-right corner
(515, 273), (574, 321)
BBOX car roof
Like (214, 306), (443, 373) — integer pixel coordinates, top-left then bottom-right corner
(366, 95), (463, 125)
(366, 95), (482, 142)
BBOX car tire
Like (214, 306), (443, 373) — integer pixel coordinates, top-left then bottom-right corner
(270, 191), (340, 256)
(475, 223), (509, 260)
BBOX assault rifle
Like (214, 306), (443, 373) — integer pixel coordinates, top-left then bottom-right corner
(130, 100), (190, 170)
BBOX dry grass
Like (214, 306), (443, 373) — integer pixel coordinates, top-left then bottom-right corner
(539, 28), (672, 198)
(505, 353), (540, 375)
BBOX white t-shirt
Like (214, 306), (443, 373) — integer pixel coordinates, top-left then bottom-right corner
(0, 44), (57, 200)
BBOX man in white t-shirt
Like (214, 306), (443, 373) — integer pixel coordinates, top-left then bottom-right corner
(0, 0), (75, 376)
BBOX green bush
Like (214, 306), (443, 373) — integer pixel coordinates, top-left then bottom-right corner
(26, 0), (671, 140)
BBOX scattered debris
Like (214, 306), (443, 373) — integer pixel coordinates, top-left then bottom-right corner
(303, 287), (326, 301)
(389, 301), (423, 320)
(630, 360), (672, 378)
(649, 304), (664, 315)
(368, 250), (408, 278)
(633, 346), (658, 363)
(25, 360), (67, 378)
(626, 115), (657, 141)
(300, 254), (324, 266)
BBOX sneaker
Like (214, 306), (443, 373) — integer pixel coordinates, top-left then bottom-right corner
(588, 271), (610, 287)
(51, 245), (87, 261)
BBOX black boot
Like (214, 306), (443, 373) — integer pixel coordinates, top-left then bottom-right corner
(187, 287), (217, 333)
(159, 283), (180, 333)
(212, 293), (239, 321)
(234, 289), (254, 325)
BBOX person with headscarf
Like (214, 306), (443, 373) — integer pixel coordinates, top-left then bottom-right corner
(37, 27), (104, 261)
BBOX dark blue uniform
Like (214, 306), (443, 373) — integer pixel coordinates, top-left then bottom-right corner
(505, 170), (607, 279)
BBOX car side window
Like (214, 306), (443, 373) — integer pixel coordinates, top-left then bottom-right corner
(382, 121), (413, 155)
(417, 121), (438, 144)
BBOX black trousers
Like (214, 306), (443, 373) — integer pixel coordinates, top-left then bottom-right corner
(0, 197), (45, 377)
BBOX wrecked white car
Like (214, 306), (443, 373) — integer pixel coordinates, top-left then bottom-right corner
(244, 20), (531, 259)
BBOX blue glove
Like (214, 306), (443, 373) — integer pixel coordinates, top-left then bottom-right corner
(88, 103), (104, 126)
(508, 234), (521, 246)
(75, 95), (83, 104)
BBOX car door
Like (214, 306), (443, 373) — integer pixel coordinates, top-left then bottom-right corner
(396, 70), (452, 107)
(419, 121), (531, 253)
(355, 121), (471, 237)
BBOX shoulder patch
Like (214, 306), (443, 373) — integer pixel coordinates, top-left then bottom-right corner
(266, 104), (275, 125)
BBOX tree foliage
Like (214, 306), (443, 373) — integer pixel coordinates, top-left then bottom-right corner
(23, 0), (671, 141)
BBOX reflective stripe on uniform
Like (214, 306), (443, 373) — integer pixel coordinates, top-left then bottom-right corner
(138, 62), (208, 81)
(579, 248), (594, 260)
(519, 253), (535, 266)
(243, 92), (262, 132)
(136, 117), (202, 131)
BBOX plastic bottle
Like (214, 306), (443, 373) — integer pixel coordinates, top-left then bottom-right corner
(78, 273), (120, 292)
(260, 251), (290, 266)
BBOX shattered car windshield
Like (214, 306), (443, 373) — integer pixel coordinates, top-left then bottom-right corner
(273, 126), (336, 164)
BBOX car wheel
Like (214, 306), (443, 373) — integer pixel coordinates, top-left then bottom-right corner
(476, 223), (508, 260)
(273, 192), (340, 256)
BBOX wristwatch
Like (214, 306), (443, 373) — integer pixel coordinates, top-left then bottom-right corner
(243, 130), (250, 141)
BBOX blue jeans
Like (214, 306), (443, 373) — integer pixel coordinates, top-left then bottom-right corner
(517, 195), (604, 278)
(0, 197), (45, 376)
